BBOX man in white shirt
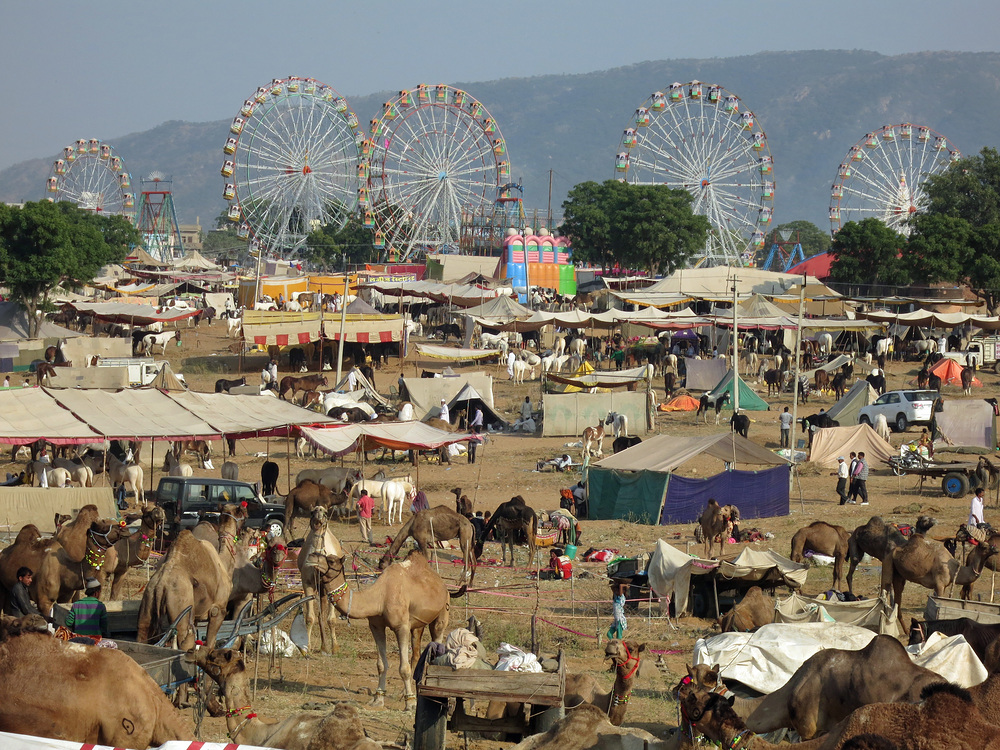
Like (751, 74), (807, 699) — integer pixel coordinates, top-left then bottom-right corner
(520, 396), (532, 422)
(779, 406), (793, 449)
(470, 407), (484, 434)
(507, 351), (516, 380)
(438, 399), (450, 424)
(836, 456), (850, 505)
(969, 486), (986, 528)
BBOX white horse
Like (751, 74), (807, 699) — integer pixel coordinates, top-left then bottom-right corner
(141, 330), (180, 355)
(226, 316), (242, 337)
(569, 337), (587, 357)
(553, 337), (566, 357)
(221, 461), (239, 481)
(817, 332), (834, 356)
(382, 480), (416, 526)
(31, 464), (71, 488)
(52, 457), (93, 487)
(606, 411), (629, 438)
(104, 454), (144, 504)
(164, 450), (193, 478)
(349, 474), (414, 522)
(512, 360), (534, 384)
(582, 421), (606, 458)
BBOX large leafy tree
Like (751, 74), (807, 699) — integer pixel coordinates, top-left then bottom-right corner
(829, 218), (909, 289)
(560, 180), (710, 274)
(909, 147), (1000, 312)
(303, 215), (375, 270)
(0, 201), (137, 336)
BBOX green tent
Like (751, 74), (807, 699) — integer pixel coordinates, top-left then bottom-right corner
(707, 369), (769, 411)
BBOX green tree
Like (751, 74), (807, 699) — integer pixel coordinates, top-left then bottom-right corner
(0, 201), (137, 336)
(829, 218), (909, 289)
(908, 147), (1000, 312)
(303, 215), (375, 270)
(560, 180), (710, 273)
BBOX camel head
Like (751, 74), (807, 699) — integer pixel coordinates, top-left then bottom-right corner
(450, 487), (463, 500)
(90, 518), (129, 546)
(915, 516), (937, 535)
(318, 554), (347, 592)
(0, 613), (49, 642)
(184, 647), (246, 689)
(686, 663), (723, 690)
(309, 505), (330, 532)
(53, 513), (71, 530)
(605, 640), (644, 677)
(218, 502), (248, 538)
(142, 504), (167, 531)
(262, 538), (288, 570)
(678, 689), (736, 742)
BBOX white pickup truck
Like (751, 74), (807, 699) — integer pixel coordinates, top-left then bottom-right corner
(94, 357), (185, 387)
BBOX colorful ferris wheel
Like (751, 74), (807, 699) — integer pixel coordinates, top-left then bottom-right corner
(221, 76), (364, 256)
(829, 124), (960, 236)
(615, 81), (774, 267)
(365, 84), (508, 261)
(45, 139), (134, 218)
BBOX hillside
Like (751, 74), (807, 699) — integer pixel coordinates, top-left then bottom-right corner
(2, 49), (998, 233)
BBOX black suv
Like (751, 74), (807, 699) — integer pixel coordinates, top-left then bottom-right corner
(155, 477), (285, 538)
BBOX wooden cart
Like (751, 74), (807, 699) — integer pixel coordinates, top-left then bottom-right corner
(926, 595), (1000, 624)
(413, 650), (566, 750)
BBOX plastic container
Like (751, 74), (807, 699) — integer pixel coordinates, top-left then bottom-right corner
(564, 544), (577, 560)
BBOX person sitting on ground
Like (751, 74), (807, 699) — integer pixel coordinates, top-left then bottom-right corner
(65, 578), (109, 638)
(4, 567), (42, 618)
(537, 454), (573, 472)
(539, 548), (572, 580)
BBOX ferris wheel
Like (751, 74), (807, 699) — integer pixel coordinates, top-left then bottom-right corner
(45, 139), (135, 218)
(615, 81), (774, 267)
(365, 84), (507, 260)
(829, 124), (960, 236)
(221, 76), (364, 256)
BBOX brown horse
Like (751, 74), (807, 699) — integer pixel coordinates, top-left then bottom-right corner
(278, 374), (328, 401)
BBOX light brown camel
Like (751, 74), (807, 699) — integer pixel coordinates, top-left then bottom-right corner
(100, 504), (166, 600)
(185, 647), (380, 750)
(284, 478), (348, 540)
(137, 503), (245, 649)
(719, 586), (775, 632)
(845, 516), (925, 595)
(790, 521), (850, 590)
(317, 550), (464, 709)
(0, 631), (193, 745)
(378, 506), (477, 584)
(883, 523), (998, 623)
(741, 635), (945, 739)
(297, 505), (344, 654)
(508, 704), (667, 750)
(228, 535), (288, 616)
(698, 499), (738, 559)
(33, 518), (130, 615)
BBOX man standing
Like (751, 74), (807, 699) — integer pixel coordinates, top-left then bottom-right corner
(846, 452), (859, 503)
(836, 456), (850, 505)
(470, 406), (484, 434)
(853, 451), (869, 506)
(507, 350), (516, 380)
(356, 489), (375, 545)
(969, 486), (986, 529)
(520, 396), (532, 422)
(438, 398), (450, 424)
(4, 567), (41, 618)
(779, 407), (793, 450)
(65, 579), (109, 638)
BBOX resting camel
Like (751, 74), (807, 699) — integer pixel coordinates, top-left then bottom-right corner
(297, 506), (344, 654)
(379, 506), (477, 584)
(507, 704), (665, 750)
(883, 520), (998, 622)
(100, 503), (165, 600)
(482, 496), (538, 567)
(790, 521), (850, 590)
(137, 503), (245, 649)
(284, 479), (347, 540)
(719, 586), (775, 632)
(317, 550), (465, 709)
(0, 631), (193, 745)
(185, 647), (379, 750)
(845, 516), (917, 595)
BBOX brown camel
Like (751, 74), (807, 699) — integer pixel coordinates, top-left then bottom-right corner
(100, 504), (166, 600)
(742, 635), (945, 739)
(185, 647), (379, 750)
(508, 704), (666, 750)
(284, 478), (347, 540)
(0, 631), (193, 745)
(482, 496), (538, 567)
(317, 550), (464, 709)
(698, 499), (739, 559)
(451, 487), (472, 515)
(884, 523), (998, 623)
(719, 587), (775, 632)
(845, 516), (922, 595)
(683, 664), (765, 720)
(297, 505), (344, 654)
(228, 535), (288, 616)
(137, 503), (245, 649)
(378, 506), (477, 584)
(790, 521), (850, 590)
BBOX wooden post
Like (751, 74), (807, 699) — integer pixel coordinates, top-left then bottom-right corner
(285, 432), (292, 494)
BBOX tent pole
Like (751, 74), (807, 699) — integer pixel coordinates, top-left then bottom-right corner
(285, 431), (291, 494)
(790, 277), (806, 484)
(335, 275), (349, 387)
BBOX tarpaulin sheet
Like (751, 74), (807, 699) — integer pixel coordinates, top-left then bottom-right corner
(69, 302), (200, 325)
(775, 591), (901, 637)
(165, 391), (337, 438)
(0, 388), (103, 445)
(647, 539), (717, 616)
(416, 344), (502, 361)
(400, 374), (495, 420)
(60, 336), (132, 362)
(809, 423), (895, 468)
(301, 422), (473, 457)
(545, 365), (651, 390)
(935, 398), (997, 449)
(717, 547), (808, 588)
(587, 468), (669, 524)
(683, 357), (727, 391)
(541, 391), (648, 437)
(242, 310), (322, 347)
(0, 488), (117, 531)
(48, 388), (220, 441)
(661, 465), (790, 525)
(597, 433), (788, 473)
(695, 624), (987, 693)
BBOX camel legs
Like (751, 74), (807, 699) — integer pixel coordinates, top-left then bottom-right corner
(203, 604), (225, 649)
(394, 624), (416, 709)
(845, 558), (860, 596)
(832, 554), (845, 591)
(371, 623), (390, 706)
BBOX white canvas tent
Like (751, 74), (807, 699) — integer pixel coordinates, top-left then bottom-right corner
(399, 373), (495, 421)
(808, 423), (894, 468)
(825, 380), (878, 426)
(934, 399), (997, 450)
(774, 591), (901, 636)
(448, 384), (507, 428)
(647, 539), (717, 616)
(332, 367), (390, 409)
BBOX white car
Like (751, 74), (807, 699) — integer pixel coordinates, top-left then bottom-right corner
(858, 390), (937, 433)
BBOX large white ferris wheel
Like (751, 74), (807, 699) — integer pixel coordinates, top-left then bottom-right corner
(829, 124), (960, 237)
(365, 84), (507, 261)
(221, 76), (364, 256)
(616, 81), (774, 267)
(46, 139), (135, 218)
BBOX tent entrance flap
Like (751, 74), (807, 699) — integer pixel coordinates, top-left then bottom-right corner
(588, 468), (669, 524)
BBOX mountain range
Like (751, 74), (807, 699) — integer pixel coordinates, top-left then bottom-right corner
(1, 50), (998, 235)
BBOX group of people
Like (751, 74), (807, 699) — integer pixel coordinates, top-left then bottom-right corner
(4, 566), (109, 638)
(835, 452), (870, 505)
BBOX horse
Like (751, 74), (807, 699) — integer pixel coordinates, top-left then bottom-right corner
(278, 374), (328, 401)
(962, 365), (976, 395)
(582, 421), (606, 458)
(214, 377), (246, 393)
(141, 329), (181, 355)
(696, 392), (731, 424)
(605, 411), (629, 438)
(171, 440), (213, 469)
(731, 412), (750, 439)
(349, 474), (415, 522)
(382, 479), (416, 526)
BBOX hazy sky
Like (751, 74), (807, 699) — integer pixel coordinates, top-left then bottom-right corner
(2, 0), (998, 171)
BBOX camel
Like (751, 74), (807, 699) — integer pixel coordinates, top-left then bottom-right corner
(100, 504), (165, 600)
(452, 487), (472, 515)
(228, 535), (287, 616)
(379, 506), (477, 584)
(790, 521), (850, 590)
(719, 587), (774, 632)
(740, 635), (945, 739)
(846, 516), (921, 595)
(0, 631), (193, 745)
(508, 704), (666, 750)
(682, 664), (765, 720)
(698, 499), (738, 559)
(317, 550), (464, 709)
(482, 496), (538, 567)
(284, 478), (348, 540)
(185, 647), (379, 750)
(883, 521), (998, 623)
(136, 503), (245, 649)
(297, 505), (345, 654)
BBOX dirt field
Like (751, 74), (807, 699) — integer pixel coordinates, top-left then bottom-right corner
(15, 321), (1000, 746)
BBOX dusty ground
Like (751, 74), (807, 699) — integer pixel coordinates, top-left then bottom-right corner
(10, 320), (999, 747)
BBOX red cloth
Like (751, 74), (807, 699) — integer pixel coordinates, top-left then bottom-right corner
(357, 494), (375, 519)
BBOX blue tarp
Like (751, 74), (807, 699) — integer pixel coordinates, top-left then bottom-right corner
(660, 465), (790, 525)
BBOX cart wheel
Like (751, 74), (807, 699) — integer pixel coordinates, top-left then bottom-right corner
(993, 361), (1000, 375)
(413, 695), (447, 750)
(942, 472), (970, 499)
